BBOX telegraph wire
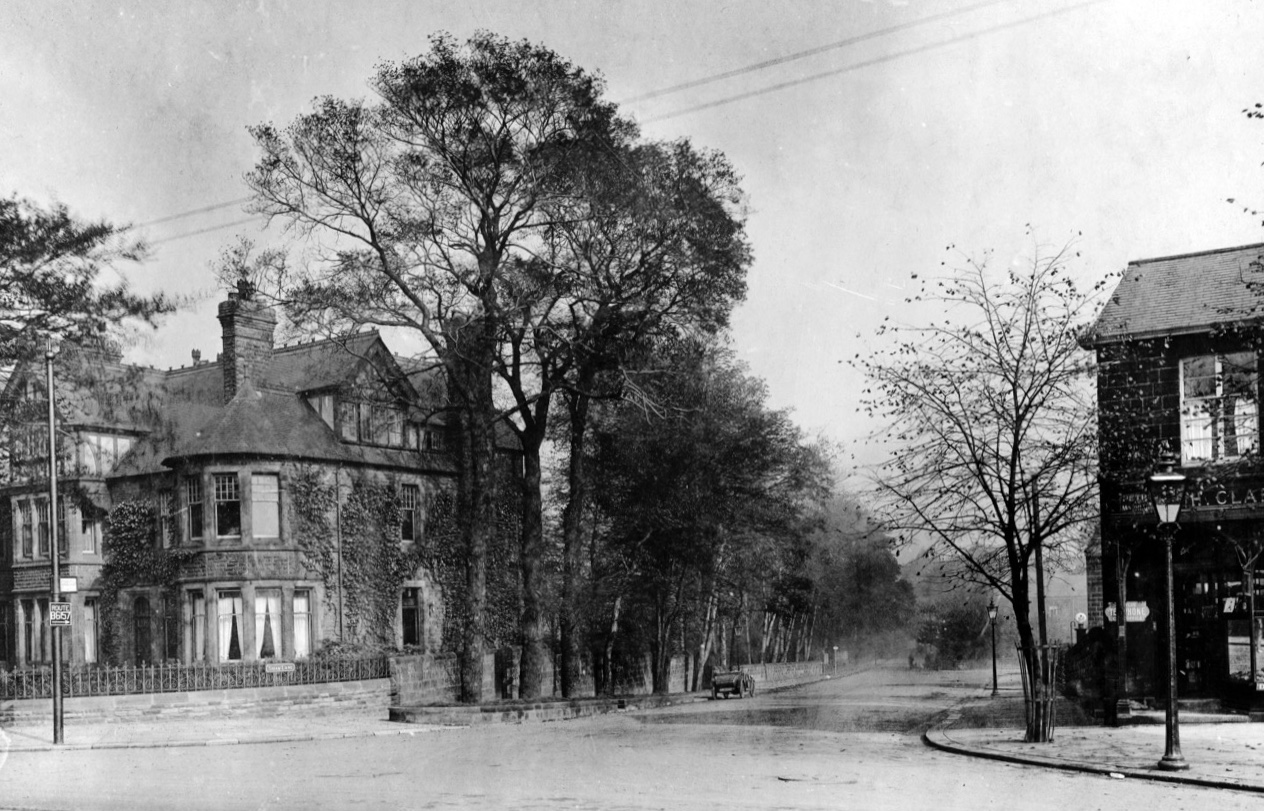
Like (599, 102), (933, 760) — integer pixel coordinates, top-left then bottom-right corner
(621, 0), (1012, 104)
(149, 216), (261, 245)
(641, 0), (1104, 123)
(131, 196), (253, 229)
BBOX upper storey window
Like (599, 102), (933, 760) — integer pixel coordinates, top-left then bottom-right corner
(78, 433), (133, 476)
(1180, 352), (1259, 464)
(338, 399), (427, 451)
(213, 473), (241, 538)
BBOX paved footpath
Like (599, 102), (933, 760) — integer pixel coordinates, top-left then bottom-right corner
(926, 673), (1264, 794)
(0, 706), (442, 752)
(9, 666), (1264, 798)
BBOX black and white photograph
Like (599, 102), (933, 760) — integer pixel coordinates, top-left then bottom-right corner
(3, 1), (1264, 808)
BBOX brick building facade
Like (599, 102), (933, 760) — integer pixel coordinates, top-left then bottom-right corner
(1086, 242), (1264, 707)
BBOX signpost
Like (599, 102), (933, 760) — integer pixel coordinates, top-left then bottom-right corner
(49, 602), (71, 626)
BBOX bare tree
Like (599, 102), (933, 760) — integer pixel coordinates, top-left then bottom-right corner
(856, 238), (1102, 741)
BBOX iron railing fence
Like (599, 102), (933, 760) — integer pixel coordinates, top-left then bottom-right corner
(0, 655), (389, 701)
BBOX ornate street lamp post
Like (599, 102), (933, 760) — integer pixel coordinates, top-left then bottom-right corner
(1148, 449), (1188, 772)
(988, 597), (999, 697)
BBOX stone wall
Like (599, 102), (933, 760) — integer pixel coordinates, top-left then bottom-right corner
(388, 651), (825, 706)
(737, 659), (826, 687)
(388, 651), (500, 705)
(0, 677), (389, 724)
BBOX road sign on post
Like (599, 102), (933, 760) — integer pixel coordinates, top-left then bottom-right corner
(49, 602), (71, 626)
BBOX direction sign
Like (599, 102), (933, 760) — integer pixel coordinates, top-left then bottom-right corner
(49, 602), (71, 626)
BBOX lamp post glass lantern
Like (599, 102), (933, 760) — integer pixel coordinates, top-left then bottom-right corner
(988, 597), (999, 697)
(1147, 450), (1188, 772)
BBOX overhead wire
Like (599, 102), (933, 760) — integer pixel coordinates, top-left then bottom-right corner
(620, 0), (1012, 104)
(640, 0), (1105, 123)
(137, 1), (1099, 242)
(149, 216), (261, 245)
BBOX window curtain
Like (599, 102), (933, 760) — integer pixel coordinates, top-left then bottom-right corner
(255, 589), (282, 659)
(293, 591), (312, 658)
(217, 593), (242, 661)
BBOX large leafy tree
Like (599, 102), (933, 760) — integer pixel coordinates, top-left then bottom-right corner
(807, 494), (915, 657)
(245, 33), (626, 701)
(856, 240), (1101, 740)
(515, 138), (750, 695)
(0, 194), (168, 358)
(0, 194), (171, 477)
(589, 343), (830, 692)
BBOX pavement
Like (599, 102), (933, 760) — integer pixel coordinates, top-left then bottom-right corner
(0, 705), (447, 752)
(925, 671), (1264, 794)
(7, 668), (1264, 797)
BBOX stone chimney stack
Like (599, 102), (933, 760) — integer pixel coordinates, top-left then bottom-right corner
(217, 280), (276, 403)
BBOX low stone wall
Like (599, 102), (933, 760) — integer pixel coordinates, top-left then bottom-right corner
(737, 660), (826, 688)
(389, 652), (502, 705)
(0, 677), (390, 724)
(390, 651), (695, 705)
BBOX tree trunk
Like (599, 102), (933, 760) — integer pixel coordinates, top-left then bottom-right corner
(604, 595), (622, 695)
(651, 592), (671, 694)
(517, 435), (548, 699)
(560, 388), (592, 697)
(451, 349), (496, 704)
(693, 588), (718, 692)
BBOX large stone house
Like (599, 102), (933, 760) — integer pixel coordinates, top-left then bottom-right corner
(1085, 242), (1264, 708)
(0, 286), (511, 670)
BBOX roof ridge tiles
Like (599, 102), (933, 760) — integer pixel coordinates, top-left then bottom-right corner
(271, 329), (381, 356)
(1128, 241), (1264, 267)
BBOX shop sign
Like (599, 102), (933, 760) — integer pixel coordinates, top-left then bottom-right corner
(1104, 602), (1150, 623)
(1111, 480), (1264, 516)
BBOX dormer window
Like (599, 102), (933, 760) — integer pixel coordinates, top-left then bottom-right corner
(1180, 352), (1259, 463)
(337, 398), (421, 450)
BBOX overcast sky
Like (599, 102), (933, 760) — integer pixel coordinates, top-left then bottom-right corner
(4, 0), (1263, 473)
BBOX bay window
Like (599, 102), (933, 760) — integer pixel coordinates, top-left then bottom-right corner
(217, 591), (243, 661)
(214, 473), (241, 538)
(251, 473), (280, 538)
(186, 477), (204, 541)
(255, 589), (281, 659)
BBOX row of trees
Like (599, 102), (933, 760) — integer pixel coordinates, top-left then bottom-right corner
(236, 32), (915, 700)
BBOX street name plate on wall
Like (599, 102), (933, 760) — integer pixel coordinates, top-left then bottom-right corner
(265, 662), (296, 674)
(49, 602), (71, 626)
(59, 577), (77, 594)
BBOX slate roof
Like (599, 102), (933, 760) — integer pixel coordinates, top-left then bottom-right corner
(1086, 243), (1264, 346)
(266, 332), (383, 393)
(100, 331), (459, 478)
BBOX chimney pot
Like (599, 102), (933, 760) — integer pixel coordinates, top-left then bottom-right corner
(218, 294), (277, 403)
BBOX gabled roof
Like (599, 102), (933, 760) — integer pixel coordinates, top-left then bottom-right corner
(267, 331), (385, 393)
(1086, 243), (1264, 346)
(102, 329), (460, 476)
